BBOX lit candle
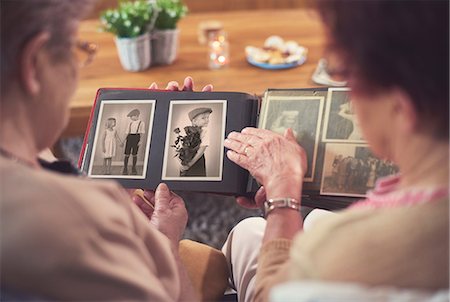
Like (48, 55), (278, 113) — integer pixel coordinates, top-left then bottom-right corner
(207, 31), (229, 69)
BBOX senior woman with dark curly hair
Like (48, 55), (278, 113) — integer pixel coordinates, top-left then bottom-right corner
(223, 1), (449, 301)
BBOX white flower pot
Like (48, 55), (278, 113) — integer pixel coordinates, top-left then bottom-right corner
(114, 33), (152, 72)
(151, 29), (179, 65)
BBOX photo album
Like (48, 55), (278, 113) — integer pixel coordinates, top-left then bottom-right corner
(79, 87), (398, 209)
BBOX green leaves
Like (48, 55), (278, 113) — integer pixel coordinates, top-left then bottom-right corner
(154, 0), (188, 30)
(100, 0), (153, 38)
(100, 0), (188, 37)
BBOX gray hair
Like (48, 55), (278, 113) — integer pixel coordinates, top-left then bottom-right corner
(1, 0), (96, 95)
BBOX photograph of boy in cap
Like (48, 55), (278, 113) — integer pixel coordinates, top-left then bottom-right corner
(123, 108), (145, 175)
(180, 107), (212, 176)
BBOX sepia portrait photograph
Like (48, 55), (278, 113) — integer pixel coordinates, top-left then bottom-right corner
(162, 100), (227, 181)
(260, 95), (324, 182)
(322, 87), (365, 143)
(320, 143), (399, 197)
(88, 100), (155, 179)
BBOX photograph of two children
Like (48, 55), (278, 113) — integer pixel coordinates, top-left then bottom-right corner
(86, 99), (226, 181)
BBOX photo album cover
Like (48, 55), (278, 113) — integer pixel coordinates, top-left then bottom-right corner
(79, 87), (398, 209)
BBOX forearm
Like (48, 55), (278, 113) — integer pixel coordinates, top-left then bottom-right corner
(263, 210), (302, 244)
(253, 240), (292, 302)
(253, 179), (303, 302)
(170, 244), (198, 302)
(263, 177), (303, 243)
(338, 110), (352, 121)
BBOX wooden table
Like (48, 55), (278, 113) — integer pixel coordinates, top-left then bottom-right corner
(66, 9), (325, 137)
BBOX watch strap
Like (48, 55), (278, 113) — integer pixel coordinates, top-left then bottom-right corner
(264, 198), (301, 217)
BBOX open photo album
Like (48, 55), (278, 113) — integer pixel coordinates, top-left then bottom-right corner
(79, 87), (398, 209)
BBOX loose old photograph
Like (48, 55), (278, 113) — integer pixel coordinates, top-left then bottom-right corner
(259, 95), (324, 181)
(322, 87), (365, 143)
(320, 143), (399, 197)
(88, 100), (155, 179)
(162, 100), (227, 181)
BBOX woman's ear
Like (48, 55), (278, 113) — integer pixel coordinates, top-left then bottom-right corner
(19, 32), (50, 96)
(392, 89), (418, 135)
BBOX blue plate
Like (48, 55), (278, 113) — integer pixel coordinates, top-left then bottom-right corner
(247, 56), (306, 70)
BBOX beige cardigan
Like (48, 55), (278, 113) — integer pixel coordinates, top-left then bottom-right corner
(254, 199), (449, 302)
(1, 157), (181, 300)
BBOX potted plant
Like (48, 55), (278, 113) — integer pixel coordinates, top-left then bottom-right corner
(151, 0), (188, 65)
(101, 0), (154, 72)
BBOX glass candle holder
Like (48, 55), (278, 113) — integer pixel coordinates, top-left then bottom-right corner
(198, 20), (223, 45)
(207, 30), (230, 69)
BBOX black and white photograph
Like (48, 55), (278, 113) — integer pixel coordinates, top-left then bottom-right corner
(320, 143), (399, 197)
(162, 100), (227, 181)
(322, 87), (365, 142)
(88, 100), (155, 179)
(260, 95), (324, 181)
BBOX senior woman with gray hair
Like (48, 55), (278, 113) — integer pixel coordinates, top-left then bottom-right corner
(0, 1), (218, 300)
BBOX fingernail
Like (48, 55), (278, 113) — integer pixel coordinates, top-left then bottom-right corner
(167, 81), (179, 91)
(184, 76), (192, 85)
(158, 183), (169, 191)
(203, 84), (213, 92)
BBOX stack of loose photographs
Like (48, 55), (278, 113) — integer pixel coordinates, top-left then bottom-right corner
(80, 88), (398, 209)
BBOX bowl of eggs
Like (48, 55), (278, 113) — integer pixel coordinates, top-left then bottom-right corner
(245, 35), (308, 70)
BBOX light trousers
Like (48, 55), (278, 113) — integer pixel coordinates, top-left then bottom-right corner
(221, 217), (266, 302)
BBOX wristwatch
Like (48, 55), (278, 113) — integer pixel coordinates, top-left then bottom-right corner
(264, 198), (301, 217)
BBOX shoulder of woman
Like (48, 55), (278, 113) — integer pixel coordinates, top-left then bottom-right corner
(289, 202), (448, 280)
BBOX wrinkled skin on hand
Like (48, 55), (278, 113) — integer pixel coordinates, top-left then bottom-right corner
(133, 183), (188, 246)
(225, 127), (307, 206)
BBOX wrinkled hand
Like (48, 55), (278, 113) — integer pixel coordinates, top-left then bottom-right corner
(149, 76), (213, 92)
(131, 189), (154, 218)
(132, 184), (188, 246)
(225, 127), (307, 199)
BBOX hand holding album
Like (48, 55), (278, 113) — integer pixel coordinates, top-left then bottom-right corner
(133, 184), (188, 245)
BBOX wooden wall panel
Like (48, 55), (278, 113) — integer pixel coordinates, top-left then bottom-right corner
(89, 0), (309, 19)
(183, 0), (309, 12)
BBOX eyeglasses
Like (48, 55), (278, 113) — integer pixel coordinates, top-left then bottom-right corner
(74, 40), (98, 67)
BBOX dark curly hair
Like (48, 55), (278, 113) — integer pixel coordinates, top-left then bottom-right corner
(316, 0), (449, 140)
